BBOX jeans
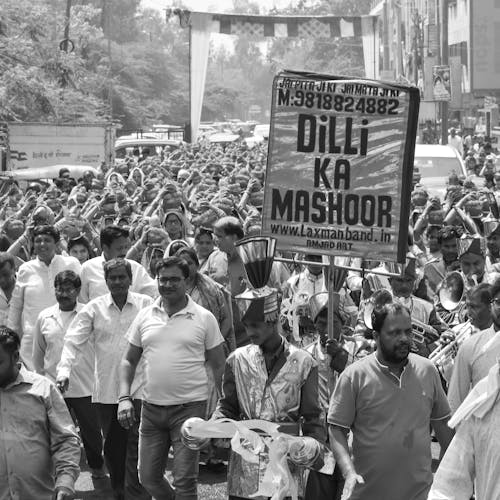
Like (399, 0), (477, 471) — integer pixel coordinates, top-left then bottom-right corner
(65, 396), (104, 469)
(138, 400), (207, 500)
(96, 400), (150, 500)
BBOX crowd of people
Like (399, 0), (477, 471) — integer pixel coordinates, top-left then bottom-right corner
(0, 132), (499, 500)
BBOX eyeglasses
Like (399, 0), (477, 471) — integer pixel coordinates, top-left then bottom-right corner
(157, 276), (184, 285)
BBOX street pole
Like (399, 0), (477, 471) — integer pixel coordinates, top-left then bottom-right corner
(413, 12), (419, 85)
(104, 0), (113, 121)
(63, 0), (72, 52)
(187, 25), (192, 143)
(328, 257), (335, 341)
(441, 0), (449, 144)
(383, 0), (390, 73)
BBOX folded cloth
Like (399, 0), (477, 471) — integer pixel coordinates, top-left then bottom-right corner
(449, 360), (500, 429)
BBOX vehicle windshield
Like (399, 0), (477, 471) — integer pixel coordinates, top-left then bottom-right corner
(414, 157), (463, 178)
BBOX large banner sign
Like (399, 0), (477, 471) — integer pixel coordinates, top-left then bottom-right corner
(7, 123), (111, 170)
(261, 71), (420, 263)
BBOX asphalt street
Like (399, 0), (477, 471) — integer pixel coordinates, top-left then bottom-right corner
(73, 443), (441, 499)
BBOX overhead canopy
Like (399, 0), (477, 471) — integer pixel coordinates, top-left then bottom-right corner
(172, 10), (380, 142)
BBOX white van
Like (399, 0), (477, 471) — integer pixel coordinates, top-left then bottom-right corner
(414, 144), (467, 198)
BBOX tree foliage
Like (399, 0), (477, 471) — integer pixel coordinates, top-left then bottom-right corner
(201, 0), (373, 121)
(0, 0), (375, 128)
(0, 0), (189, 129)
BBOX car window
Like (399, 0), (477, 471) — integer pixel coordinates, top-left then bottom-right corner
(414, 157), (463, 177)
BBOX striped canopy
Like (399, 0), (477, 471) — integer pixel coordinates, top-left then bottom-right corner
(170, 10), (380, 142)
(173, 10), (377, 39)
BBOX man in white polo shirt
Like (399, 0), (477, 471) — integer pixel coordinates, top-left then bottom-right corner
(118, 256), (226, 500)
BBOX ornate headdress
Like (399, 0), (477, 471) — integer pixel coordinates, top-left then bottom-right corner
(457, 235), (487, 258)
(234, 237), (278, 323)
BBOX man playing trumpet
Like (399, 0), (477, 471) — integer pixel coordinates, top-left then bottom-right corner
(355, 256), (441, 357)
(435, 235), (498, 327)
(457, 235), (497, 286)
(447, 281), (500, 414)
(431, 283), (494, 385)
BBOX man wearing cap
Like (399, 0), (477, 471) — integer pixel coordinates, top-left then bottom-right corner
(212, 248), (329, 500)
(424, 226), (462, 297)
(457, 235), (497, 286)
(484, 218), (500, 272)
(356, 256), (441, 357)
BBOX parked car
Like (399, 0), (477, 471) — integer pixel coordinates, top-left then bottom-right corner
(413, 144), (466, 198)
(253, 124), (270, 139)
(114, 138), (184, 160)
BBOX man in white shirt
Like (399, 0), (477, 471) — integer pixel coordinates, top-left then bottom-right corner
(118, 256), (226, 500)
(79, 225), (157, 303)
(448, 128), (464, 157)
(0, 252), (16, 325)
(33, 270), (104, 478)
(7, 225), (81, 369)
(448, 281), (500, 413)
(57, 259), (153, 500)
(429, 362), (500, 500)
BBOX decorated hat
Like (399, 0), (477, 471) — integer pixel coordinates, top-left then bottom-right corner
(384, 253), (417, 280)
(309, 292), (329, 323)
(457, 235), (487, 258)
(403, 254), (417, 280)
(483, 216), (500, 237)
(234, 237), (278, 323)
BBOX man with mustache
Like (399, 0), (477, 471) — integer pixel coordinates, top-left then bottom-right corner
(328, 301), (454, 500)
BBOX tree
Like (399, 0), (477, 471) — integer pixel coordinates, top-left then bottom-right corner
(0, 0), (190, 128)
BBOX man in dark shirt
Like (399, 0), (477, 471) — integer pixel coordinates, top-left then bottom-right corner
(328, 301), (453, 500)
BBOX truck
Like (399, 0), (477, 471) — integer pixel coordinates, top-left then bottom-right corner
(0, 122), (115, 172)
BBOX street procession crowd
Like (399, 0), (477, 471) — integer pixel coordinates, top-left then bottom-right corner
(1, 131), (500, 500)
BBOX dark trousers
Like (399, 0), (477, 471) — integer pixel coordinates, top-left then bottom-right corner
(96, 400), (150, 500)
(305, 465), (344, 500)
(65, 396), (104, 469)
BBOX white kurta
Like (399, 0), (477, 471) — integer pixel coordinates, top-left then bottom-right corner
(32, 304), (94, 398)
(79, 254), (158, 303)
(57, 292), (153, 404)
(7, 255), (81, 369)
(428, 399), (500, 500)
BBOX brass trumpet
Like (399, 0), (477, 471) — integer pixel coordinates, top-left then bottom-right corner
(363, 290), (439, 351)
(429, 321), (473, 381)
(437, 272), (476, 327)
(411, 317), (440, 346)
